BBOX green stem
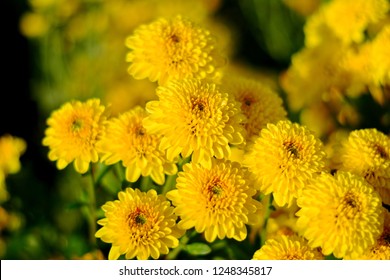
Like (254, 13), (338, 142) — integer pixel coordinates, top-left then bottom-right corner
(260, 194), (274, 247)
(165, 230), (195, 260)
(178, 156), (191, 171)
(140, 176), (151, 192)
(83, 165), (98, 249)
(114, 163), (125, 187)
(95, 164), (113, 186)
(162, 174), (177, 195)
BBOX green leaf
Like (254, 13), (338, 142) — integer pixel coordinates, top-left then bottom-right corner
(184, 243), (212, 256)
(66, 201), (89, 210)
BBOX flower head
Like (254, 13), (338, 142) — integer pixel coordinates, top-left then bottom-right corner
(305, 0), (389, 46)
(280, 42), (352, 112)
(352, 209), (390, 260)
(166, 158), (262, 243)
(0, 134), (26, 203)
(0, 134), (27, 176)
(334, 128), (390, 194)
(252, 234), (324, 260)
(125, 15), (224, 85)
(370, 25), (390, 87)
(95, 188), (184, 260)
(98, 106), (177, 185)
(244, 120), (327, 207)
(143, 79), (245, 169)
(220, 75), (286, 141)
(42, 99), (108, 174)
(296, 171), (384, 259)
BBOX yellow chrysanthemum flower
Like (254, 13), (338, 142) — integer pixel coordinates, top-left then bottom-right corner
(42, 99), (108, 174)
(0, 134), (27, 176)
(252, 234), (324, 260)
(220, 75), (286, 141)
(103, 79), (157, 117)
(305, 0), (389, 46)
(264, 201), (300, 241)
(280, 42), (352, 112)
(0, 134), (26, 203)
(19, 12), (49, 38)
(125, 15), (224, 85)
(143, 79), (245, 169)
(352, 209), (390, 260)
(244, 120), (327, 207)
(296, 171), (384, 259)
(300, 102), (335, 138)
(166, 158), (262, 243)
(95, 188), (184, 260)
(370, 25), (390, 87)
(98, 106), (177, 185)
(334, 128), (390, 200)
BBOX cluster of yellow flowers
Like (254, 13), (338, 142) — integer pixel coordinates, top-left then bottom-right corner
(0, 135), (26, 203)
(0, 135), (26, 257)
(281, 0), (390, 136)
(37, 0), (390, 260)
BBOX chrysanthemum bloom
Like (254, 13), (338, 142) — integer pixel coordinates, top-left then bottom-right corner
(252, 234), (324, 260)
(280, 41), (354, 112)
(125, 15), (224, 85)
(296, 171), (384, 259)
(42, 99), (108, 174)
(244, 120), (327, 207)
(299, 102), (335, 138)
(143, 79), (245, 169)
(0, 134), (26, 202)
(95, 188), (184, 260)
(334, 128), (390, 203)
(220, 75), (286, 141)
(264, 201), (300, 241)
(0, 134), (26, 176)
(166, 158), (262, 242)
(348, 209), (390, 260)
(98, 106), (177, 185)
(369, 25), (390, 88)
(305, 0), (389, 46)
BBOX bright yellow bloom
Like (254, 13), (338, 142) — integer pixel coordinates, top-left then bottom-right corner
(340, 42), (372, 98)
(252, 234), (324, 260)
(143, 79), (245, 169)
(370, 25), (390, 87)
(19, 12), (49, 37)
(324, 0), (389, 44)
(103, 79), (157, 116)
(220, 75), (286, 141)
(299, 102), (335, 138)
(352, 209), (390, 260)
(42, 99), (108, 174)
(335, 129), (390, 195)
(0, 134), (26, 203)
(0, 135), (26, 176)
(126, 15), (224, 85)
(264, 200), (300, 241)
(280, 42), (352, 112)
(98, 106), (177, 185)
(305, 0), (389, 46)
(95, 188), (183, 260)
(166, 158), (262, 243)
(296, 171), (384, 259)
(244, 120), (327, 207)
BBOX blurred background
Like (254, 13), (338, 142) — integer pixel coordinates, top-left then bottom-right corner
(2, 0), (389, 259)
